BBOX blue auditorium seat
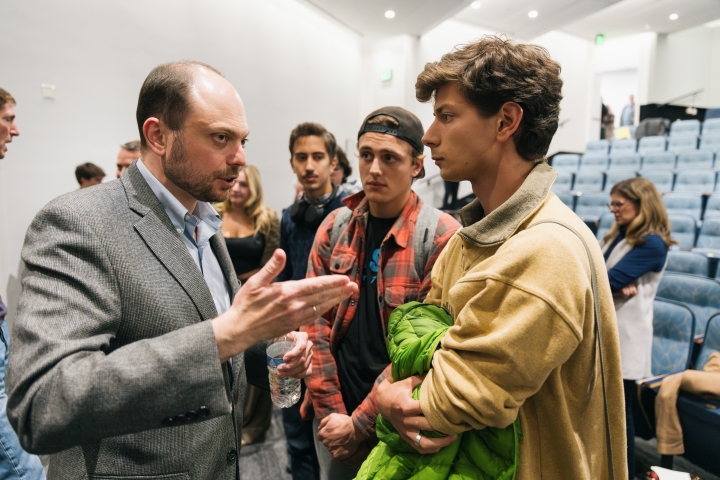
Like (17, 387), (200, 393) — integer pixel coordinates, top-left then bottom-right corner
(666, 251), (710, 277)
(656, 273), (720, 336)
(609, 153), (641, 170)
(675, 313), (720, 475)
(700, 134), (720, 154)
(670, 119), (701, 137)
(552, 171), (573, 192)
(641, 152), (676, 171)
(555, 192), (576, 210)
(610, 138), (637, 157)
(701, 118), (720, 137)
(673, 170), (716, 193)
(663, 193), (703, 221)
(652, 298), (695, 375)
(696, 218), (720, 249)
(676, 149), (714, 170)
(573, 171), (604, 192)
(638, 136), (667, 156)
(580, 154), (609, 172)
(604, 170), (637, 192)
(551, 154), (580, 172)
(574, 193), (610, 223)
(585, 139), (610, 156)
(668, 214), (697, 249)
(596, 212), (615, 241)
(641, 170), (674, 192)
(668, 135), (698, 154)
(705, 194), (720, 219)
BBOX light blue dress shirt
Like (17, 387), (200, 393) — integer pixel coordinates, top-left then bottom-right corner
(137, 159), (231, 316)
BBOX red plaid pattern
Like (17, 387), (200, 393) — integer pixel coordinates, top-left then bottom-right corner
(300, 191), (460, 438)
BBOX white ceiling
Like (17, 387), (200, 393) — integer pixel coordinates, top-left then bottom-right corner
(563, 0), (720, 40)
(454, 0), (621, 40)
(303, 0), (720, 40)
(303, 0), (471, 36)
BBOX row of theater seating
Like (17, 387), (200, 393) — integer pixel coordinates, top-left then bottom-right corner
(553, 149), (720, 173)
(552, 168), (720, 194)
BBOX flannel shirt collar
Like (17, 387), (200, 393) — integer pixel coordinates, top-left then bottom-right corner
(342, 189), (422, 249)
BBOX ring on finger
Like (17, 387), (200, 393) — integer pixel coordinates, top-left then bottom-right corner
(312, 305), (317, 317)
(414, 432), (422, 448)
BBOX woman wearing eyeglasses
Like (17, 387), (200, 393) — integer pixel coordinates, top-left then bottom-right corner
(600, 177), (675, 479)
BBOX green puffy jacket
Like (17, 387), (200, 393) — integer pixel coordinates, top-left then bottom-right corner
(355, 302), (521, 480)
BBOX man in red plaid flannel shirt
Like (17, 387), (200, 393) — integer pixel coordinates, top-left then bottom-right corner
(300, 106), (460, 479)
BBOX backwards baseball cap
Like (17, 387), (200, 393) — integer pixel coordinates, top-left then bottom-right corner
(357, 106), (425, 153)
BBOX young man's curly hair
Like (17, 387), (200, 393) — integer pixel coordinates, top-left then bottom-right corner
(416, 36), (563, 162)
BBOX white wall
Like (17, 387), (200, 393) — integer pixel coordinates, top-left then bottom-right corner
(598, 69), (638, 128)
(651, 24), (720, 108)
(0, 0), (362, 322)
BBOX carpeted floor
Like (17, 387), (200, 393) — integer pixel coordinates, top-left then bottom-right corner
(239, 406), (293, 480)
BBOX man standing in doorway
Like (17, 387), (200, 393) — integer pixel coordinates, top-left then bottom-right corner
(0, 88), (46, 480)
(278, 122), (347, 480)
(377, 37), (627, 479)
(116, 140), (141, 178)
(621, 95), (635, 127)
(302, 107), (460, 479)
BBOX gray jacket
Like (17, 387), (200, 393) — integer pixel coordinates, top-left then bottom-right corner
(6, 163), (268, 479)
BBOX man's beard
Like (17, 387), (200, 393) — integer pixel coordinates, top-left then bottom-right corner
(164, 134), (238, 203)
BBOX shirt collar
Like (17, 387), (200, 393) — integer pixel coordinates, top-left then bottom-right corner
(342, 189), (421, 249)
(136, 159), (222, 236)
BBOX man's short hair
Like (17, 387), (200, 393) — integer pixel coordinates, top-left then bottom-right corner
(136, 61), (223, 150)
(120, 140), (141, 152)
(0, 88), (16, 110)
(416, 36), (563, 161)
(335, 147), (352, 182)
(288, 122), (336, 159)
(75, 163), (106, 183)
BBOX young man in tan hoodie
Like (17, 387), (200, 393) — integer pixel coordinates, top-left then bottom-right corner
(376, 37), (628, 479)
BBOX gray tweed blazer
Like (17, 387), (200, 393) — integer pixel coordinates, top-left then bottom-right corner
(6, 162), (268, 479)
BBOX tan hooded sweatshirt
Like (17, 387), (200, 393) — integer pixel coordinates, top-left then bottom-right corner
(420, 162), (628, 479)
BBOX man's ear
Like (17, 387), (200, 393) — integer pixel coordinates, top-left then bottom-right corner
(143, 118), (168, 157)
(411, 155), (425, 179)
(496, 102), (524, 143)
(329, 155), (338, 169)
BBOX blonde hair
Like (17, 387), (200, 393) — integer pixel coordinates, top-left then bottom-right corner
(602, 177), (676, 248)
(216, 165), (277, 238)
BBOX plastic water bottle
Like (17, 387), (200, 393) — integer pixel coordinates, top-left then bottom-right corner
(266, 336), (301, 408)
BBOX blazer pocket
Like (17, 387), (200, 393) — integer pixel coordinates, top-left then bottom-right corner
(88, 474), (189, 480)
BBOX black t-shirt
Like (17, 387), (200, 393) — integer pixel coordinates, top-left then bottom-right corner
(336, 214), (396, 414)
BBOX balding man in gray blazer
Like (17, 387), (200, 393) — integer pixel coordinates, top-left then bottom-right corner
(5, 61), (357, 479)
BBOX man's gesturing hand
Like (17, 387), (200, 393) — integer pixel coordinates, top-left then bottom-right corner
(376, 376), (457, 454)
(213, 249), (358, 363)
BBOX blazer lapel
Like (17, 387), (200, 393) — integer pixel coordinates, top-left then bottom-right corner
(122, 163), (219, 321)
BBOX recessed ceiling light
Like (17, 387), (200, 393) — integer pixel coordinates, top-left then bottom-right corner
(528, 10), (538, 18)
(385, 10), (395, 19)
(471, 1), (481, 8)
(669, 13), (678, 20)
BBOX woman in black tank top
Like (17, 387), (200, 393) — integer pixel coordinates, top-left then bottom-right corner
(217, 165), (280, 446)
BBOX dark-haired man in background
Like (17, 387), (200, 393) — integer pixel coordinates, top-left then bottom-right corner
(278, 122), (347, 480)
(377, 37), (627, 479)
(74, 162), (105, 189)
(116, 140), (141, 178)
(0, 88), (46, 480)
(6, 63), (356, 479)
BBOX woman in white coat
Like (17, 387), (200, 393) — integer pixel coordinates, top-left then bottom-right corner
(600, 177), (674, 479)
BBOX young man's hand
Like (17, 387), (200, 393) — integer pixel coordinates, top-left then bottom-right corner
(275, 330), (313, 379)
(317, 413), (365, 462)
(613, 284), (638, 299)
(376, 376), (457, 454)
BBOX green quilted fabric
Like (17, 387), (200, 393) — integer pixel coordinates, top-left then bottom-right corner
(355, 302), (520, 480)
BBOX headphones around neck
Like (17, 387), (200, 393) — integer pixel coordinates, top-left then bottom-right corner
(290, 184), (340, 229)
